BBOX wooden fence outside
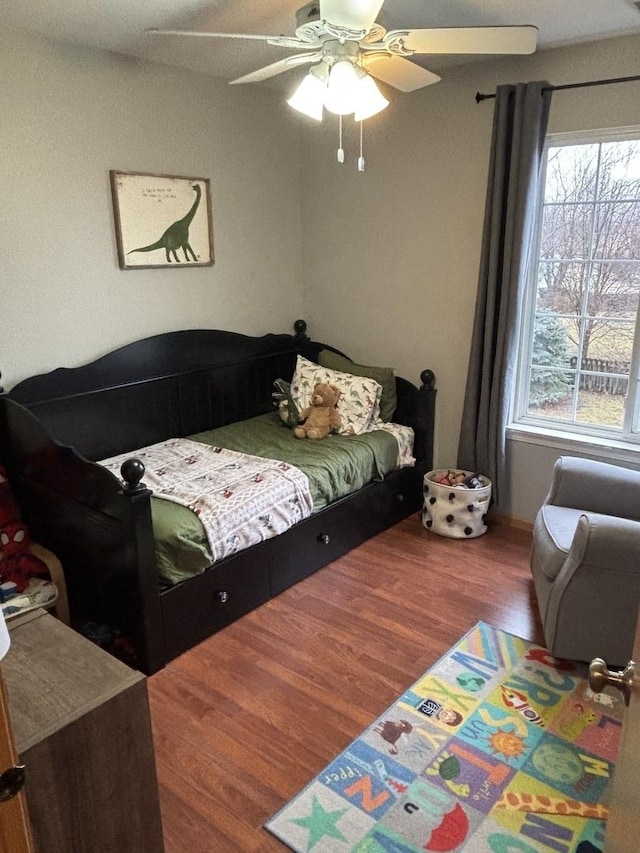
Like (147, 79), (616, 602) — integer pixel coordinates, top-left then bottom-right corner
(569, 357), (630, 395)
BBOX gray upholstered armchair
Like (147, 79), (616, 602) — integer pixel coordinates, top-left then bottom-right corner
(530, 455), (640, 666)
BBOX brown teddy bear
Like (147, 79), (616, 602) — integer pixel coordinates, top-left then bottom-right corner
(293, 382), (342, 440)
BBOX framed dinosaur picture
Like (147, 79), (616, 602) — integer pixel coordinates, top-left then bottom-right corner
(110, 170), (214, 269)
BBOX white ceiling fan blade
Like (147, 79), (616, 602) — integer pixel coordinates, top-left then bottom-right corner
(319, 0), (385, 33)
(400, 25), (538, 55)
(363, 55), (440, 92)
(146, 28), (320, 51)
(230, 52), (322, 85)
(147, 28), (279, 41)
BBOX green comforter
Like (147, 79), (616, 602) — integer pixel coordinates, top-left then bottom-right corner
(152, 412), (401, 585)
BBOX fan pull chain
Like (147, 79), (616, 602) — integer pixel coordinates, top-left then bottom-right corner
(357, 120), (365, 172)
(337, 115), (345, 163)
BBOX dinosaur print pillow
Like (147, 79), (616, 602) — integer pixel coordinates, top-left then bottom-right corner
(290, 355), (382, 436)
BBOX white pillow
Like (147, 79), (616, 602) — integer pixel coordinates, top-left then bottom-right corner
(290, 355), (382, 436)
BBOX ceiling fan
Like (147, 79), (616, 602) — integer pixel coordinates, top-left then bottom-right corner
(149, 0), (537, 97)
(150, 0), (536, 169)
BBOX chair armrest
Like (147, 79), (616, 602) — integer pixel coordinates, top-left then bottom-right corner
(546, 456), (640, 520)
(545, 512), (640, 665)
(569, 512), (640, 570)
(29, 542), (70, 625)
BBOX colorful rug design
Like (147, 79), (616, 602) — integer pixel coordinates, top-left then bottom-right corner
(265, 622), (623, 852)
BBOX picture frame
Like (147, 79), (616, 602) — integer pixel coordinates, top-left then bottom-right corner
(110, 170), (214, 269)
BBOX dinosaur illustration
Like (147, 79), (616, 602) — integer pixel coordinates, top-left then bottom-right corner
(128, 183), (201, 262)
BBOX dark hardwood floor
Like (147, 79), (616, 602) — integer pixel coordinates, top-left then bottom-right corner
(148, 514), (541, 852)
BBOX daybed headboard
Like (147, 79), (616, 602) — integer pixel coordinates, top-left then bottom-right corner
(4, 326), (304, 461)
(2, 320), (435, 467)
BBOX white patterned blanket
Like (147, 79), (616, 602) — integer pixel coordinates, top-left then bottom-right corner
(370, 421), (415, 468)
(100, 439), (313, 563)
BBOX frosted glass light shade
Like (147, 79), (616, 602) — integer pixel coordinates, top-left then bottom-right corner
(324, 60), (361, 115)
(353, 74), (389, 121)
(288, 61), (389, 124)
(287, 72), (326, 120)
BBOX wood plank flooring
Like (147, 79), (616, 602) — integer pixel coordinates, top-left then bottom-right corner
(148, 514), (541, 852)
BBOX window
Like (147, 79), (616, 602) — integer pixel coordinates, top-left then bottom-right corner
(515, 128), (640, 443)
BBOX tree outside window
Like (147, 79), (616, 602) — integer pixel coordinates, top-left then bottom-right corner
(516, 130), (640, 438)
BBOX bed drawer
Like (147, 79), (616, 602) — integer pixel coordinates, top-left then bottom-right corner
(161, 552), (271, 661)
(269, 470), (421, 597)
(268, 499), (367, 596)
(270, 476), (406, 595)
(374, 467), (424, 525)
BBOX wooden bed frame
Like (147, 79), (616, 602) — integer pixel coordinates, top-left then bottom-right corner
(0, 321), (436, 674)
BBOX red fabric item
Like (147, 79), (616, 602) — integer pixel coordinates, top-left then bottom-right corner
(0, 465), (50, 592)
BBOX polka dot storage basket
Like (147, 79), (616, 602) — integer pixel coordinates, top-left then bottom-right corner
(422, 469), (492, 538)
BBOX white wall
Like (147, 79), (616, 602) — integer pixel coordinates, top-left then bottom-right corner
(0, 29), (303, 389)
(300, 33), (640, 520)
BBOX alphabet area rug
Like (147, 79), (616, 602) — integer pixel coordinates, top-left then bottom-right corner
(265, 622), (622, 852)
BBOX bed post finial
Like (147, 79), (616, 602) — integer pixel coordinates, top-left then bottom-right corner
(420, 369), (436, 391)
(121, 458), (147, 494)
(293, 319), (308, 341)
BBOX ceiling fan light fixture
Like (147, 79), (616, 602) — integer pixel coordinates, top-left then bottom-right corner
(287, 70), (326, 120)
(323, 59), (362, 115)
(353, 74), (389, 120)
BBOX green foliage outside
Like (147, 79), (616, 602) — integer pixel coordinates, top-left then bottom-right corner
(529, 313), (571, 407)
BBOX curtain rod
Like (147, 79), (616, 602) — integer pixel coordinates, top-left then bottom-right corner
(475, 73), (640, 103)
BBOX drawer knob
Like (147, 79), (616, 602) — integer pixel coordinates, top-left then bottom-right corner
(0, 765), (26, 802)
(217, 591), (229, 605)
(318, 533), (330, 545)
(395, 493), (405, 503)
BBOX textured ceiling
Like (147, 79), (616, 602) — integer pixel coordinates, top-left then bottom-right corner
(5, 0), (640, 87)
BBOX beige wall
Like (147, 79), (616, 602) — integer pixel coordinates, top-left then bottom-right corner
(0, 28), (303, 389)
(300, 33), (640, 520)
(2, 28), (639, 520)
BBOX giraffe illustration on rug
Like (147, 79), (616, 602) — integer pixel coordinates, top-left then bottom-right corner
(128, 183), (201, 262)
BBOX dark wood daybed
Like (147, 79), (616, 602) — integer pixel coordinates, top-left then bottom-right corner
(0, 320), (436, 674)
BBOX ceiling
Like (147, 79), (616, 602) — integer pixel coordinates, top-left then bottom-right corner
(5, 0), (640, 90)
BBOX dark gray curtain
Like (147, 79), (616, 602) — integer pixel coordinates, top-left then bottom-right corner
(457, 81), (552, 510)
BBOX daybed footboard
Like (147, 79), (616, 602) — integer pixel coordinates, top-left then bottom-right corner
(1, 323), (436, 674)
(0, 398), (166, 672)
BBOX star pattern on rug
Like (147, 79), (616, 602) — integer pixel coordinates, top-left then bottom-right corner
(290, 796), (348, 849)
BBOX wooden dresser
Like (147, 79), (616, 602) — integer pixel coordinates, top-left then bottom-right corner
(3, 610), (165, 852)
